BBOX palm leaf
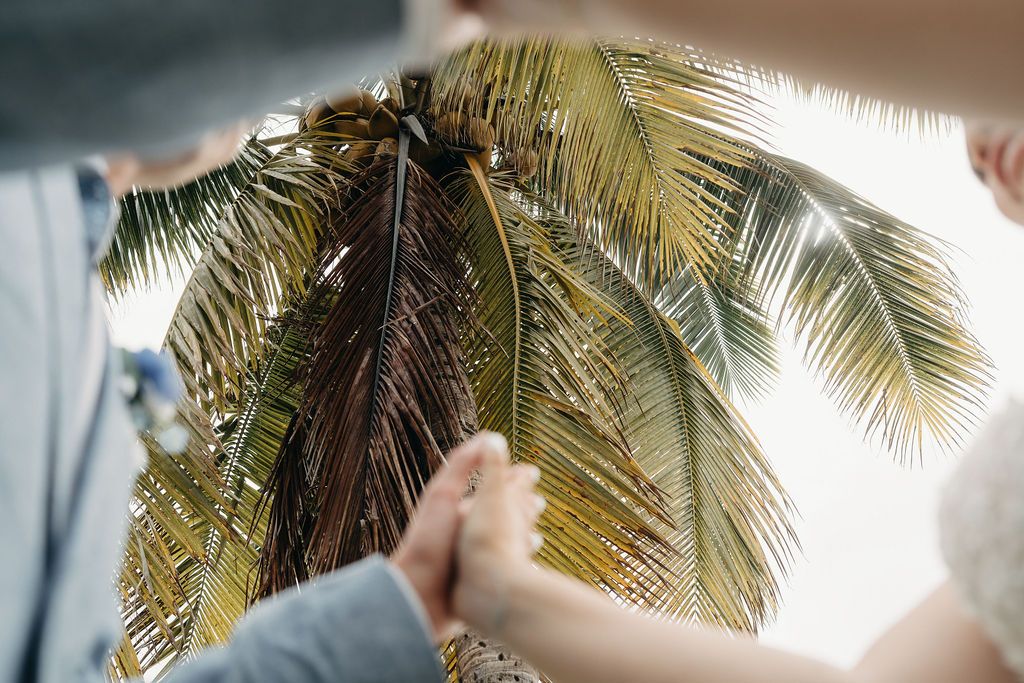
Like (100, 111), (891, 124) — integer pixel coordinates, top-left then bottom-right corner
(102, 140), (273, 293)
(764, 71), (954, 135)
(116, 399), (235, 671)
(780, 156), (990, 457)
(163, 135), (346, 415)
(174, 315), (312, 656)
(712, 151), (991, 458)
(255, 151), (477, 594)
(117, 309), (314, 672)
(115, 131), (350, 668)
(664, 260), (780, 401)
(452, 169), (686, 609)
(434, 37), (766, 289)
(541, 199), (795, 630)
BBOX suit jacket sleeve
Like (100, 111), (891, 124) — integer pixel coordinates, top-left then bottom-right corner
(162, 556), (446, 683)
(0, 0), (412, 171)
(0, 168), (444, 682)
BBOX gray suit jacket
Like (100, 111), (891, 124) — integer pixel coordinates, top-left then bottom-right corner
(0, 167), (445, 682)
(0, 0), (408, 170)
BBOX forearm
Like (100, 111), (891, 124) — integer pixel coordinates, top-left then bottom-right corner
(492, 567), (855, 683)
(162, 557), (443, 683)
(851, 582), (1018, 683)
(561, 0), (1024, 120)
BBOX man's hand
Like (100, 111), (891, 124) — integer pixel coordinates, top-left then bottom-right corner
(391, 432), (506, 642)
(104, 121), (251, 198)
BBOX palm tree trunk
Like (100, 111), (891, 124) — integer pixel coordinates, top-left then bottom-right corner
(454, 628), (539, 683)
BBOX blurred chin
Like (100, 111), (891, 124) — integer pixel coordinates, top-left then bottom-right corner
(993, 188), (1024, 226)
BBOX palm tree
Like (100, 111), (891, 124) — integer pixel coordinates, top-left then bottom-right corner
(105, 36), (990, 681)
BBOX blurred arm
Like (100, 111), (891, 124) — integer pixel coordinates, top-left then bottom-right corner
(162, 557), (445, 683)
(483, 573), (1016, 683)
(481, 0), (1024, 120)
(853, 581), (1016, 683)
(0, 0), (407, 170)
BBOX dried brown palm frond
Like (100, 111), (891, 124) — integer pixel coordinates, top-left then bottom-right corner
(255, 150), (477, 594)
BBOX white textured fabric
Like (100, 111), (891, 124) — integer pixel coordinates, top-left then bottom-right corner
(940, 399), (1024, 680)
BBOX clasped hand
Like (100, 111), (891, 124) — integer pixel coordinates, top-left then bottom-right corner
(391, 432), (544, 643)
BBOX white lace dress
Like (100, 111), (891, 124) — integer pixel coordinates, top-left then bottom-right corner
(940, 400), (1024, 679)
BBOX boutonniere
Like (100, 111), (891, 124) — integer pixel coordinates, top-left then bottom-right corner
(119, 349), (188, 454)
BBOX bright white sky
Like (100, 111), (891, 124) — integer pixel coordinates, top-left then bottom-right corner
(107, 90), (1024, 671)
(748, 95), (1024, 666)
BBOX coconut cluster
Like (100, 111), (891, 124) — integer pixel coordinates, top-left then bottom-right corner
(504, 147), (539, 180)
(301, 82), (538, 178)
(302, 88), (422, 164)
(430, 77), (540, 180)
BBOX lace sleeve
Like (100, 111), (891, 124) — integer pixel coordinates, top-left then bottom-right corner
(940, 399), (1024, 680)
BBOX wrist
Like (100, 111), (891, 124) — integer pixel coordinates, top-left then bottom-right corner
(457, 561), (534, 637)
(389, 556), (444, 643)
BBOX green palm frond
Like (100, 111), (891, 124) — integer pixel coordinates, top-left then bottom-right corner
(164, 136), (346, 414)
(538, 197), (794, 631)
(776, 155), (990, 457)
(102, 140), (273, 293)
(118, 311), (312, 672)
(116, 399), (234, 671)
(173, 316), (310, 656)
(767, 72), (954, 135)
(453, 169), (684, 608)
(712, 151), (991, 458)
(434, 37), (764, 288)
(663, 261), (780, 401)
(692, 55), (954, 135)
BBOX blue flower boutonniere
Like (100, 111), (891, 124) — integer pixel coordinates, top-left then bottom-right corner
(119, 348), (188, 454)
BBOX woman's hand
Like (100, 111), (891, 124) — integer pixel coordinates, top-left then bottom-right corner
(452, 436), (544, 635)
